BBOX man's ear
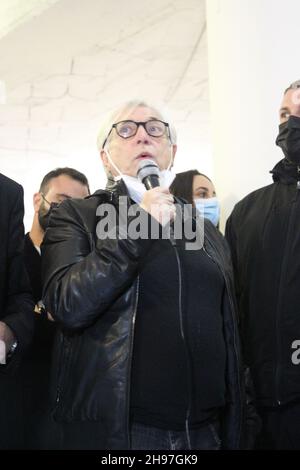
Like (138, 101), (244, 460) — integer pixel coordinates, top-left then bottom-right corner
(170, 144), (177, 167)
(33, 193), (42, 213)
(100, 149), (109, 171)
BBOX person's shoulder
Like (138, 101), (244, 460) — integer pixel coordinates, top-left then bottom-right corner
(0, 173), (23, 196)
(64, 189), (112, 212)
(53, 190), (112, 230)
(204, 218), (227, 246)
(232, 182), (275, 215)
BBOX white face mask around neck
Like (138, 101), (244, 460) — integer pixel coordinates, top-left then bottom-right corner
(104, 148), (175, 203)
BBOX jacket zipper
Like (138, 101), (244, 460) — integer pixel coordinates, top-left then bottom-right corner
(55, 334), (71, 406)
(126, 276), (140, 449)
(172, 243), (192, 450)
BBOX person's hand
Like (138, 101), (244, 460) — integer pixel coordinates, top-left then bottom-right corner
(140, 187), (176, 226)
(0, 321), (16, 353)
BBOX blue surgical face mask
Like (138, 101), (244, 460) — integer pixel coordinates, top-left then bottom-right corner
(194, 197), (220, 227)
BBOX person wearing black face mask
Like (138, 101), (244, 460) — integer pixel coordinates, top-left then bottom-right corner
(38, 196), (59, 232)
(225, 80), (300, 450)
(26, 168), (90, 306)
(22, 167), (90, 449)
(276, 101), (300, 165)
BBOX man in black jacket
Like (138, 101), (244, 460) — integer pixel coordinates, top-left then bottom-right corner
(22, 167), (90, 449)
(226, 80), (300, 449)
(42, 100), (257, 450)
(0, 173), (34, 449)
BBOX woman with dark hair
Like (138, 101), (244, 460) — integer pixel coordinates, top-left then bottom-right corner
(170, 169), (220, 227)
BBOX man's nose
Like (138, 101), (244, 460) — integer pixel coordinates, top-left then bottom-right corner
(135, 124), (150, 143)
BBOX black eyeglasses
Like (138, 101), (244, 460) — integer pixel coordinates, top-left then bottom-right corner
(102, 119), (170, 148)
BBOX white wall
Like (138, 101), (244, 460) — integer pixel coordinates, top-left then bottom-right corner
(206, 0), (300, 229)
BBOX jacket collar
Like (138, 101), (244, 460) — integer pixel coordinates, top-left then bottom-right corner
(270, 158), (300, 184)
(105, 177), (130, 199)
(90, 178), (129, 200)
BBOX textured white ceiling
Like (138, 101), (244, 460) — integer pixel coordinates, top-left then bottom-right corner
(0, 0), (209, 230)
(0, 0), (60, 40)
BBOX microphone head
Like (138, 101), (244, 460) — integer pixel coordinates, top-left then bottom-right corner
(137, 158), (160, 184)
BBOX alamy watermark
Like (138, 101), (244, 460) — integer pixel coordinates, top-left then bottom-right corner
(95, 197), (204, 251)
(291, 340), (300, 365)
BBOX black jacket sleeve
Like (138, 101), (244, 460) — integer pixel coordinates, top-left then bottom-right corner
(1, 182), (34, 358)
(42, 198), (154, 330)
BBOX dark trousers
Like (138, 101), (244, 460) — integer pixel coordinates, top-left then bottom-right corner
(256, 401), (300, 450)
(130, 419), (221, 450)
(0, 375), (24, 449)
(54, 419), (221, 450)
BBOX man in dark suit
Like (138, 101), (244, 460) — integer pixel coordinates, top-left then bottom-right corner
(0, 173), (34, 449)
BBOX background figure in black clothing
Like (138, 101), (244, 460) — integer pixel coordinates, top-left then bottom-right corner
(225, 80), (300, 449)
(0, 173), (34, 449)
(170, 169), (220, 228)
(23, 167), (90, 449)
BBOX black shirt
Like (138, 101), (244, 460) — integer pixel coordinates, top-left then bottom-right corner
(23, 232), (56, 364)
(130, 238), (226, 430)
(24, 232), (42, 303)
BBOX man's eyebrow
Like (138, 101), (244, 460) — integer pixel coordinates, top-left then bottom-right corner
(56, 193), (72, 199)
(279, 106), (290, 113)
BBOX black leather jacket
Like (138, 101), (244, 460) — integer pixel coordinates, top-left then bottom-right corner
(42, 181), (254, 449)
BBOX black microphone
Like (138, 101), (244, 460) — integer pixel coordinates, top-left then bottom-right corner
(137, 158), (160, 190)
(137, 158), (176, 244)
